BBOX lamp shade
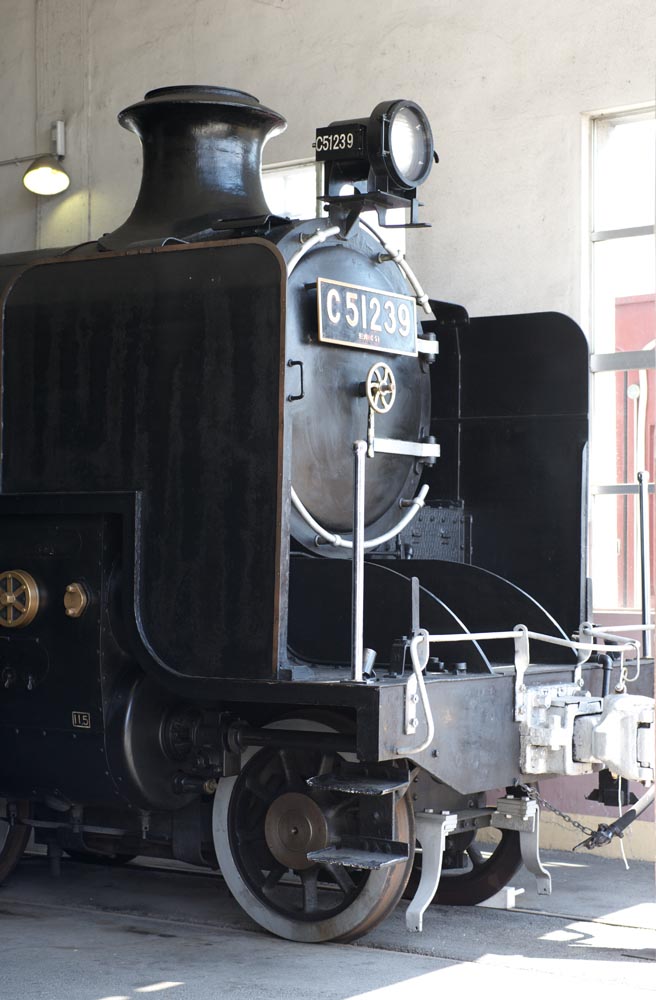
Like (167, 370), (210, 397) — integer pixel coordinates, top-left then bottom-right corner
(23, 154), (70, 195)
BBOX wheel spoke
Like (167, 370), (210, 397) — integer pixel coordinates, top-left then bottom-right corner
(278, 748), (298, 787)
(323, 863), (355, 895)
(245, 773), (273, 803)
(261, 864), (287, 892)
(301, 867), (319, 914)
(318, 752), (335, 776)
(236, 827), (267, 846)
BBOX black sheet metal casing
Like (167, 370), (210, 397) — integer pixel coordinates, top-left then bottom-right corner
(426, 312), (589, 639)
(0, 240), (289, 801)
(1, 240), (288, 684)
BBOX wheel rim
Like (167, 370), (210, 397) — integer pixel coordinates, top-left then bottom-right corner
(213, 719), (415, 943)
(0, 801), (31, 883)
(435, 828), (522, 905)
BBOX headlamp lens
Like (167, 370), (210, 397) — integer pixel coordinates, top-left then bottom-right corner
(389, 105), (431, 186)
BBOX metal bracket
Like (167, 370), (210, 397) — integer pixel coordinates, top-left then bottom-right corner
(404, 673), (419, 735)
(373, 437), (441, 459)
(492, 796), (551, 895)
(513, 625), (530, 722)
(404, 576), (421, 734)
(406, 811), (459, 932)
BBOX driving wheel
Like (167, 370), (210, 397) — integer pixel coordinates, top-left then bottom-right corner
(213, 719), (415, 942)
(0, 801), (31, 884)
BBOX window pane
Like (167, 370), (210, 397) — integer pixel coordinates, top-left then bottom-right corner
(590, 492), (654, 622)
(592, 235), (655, 353)
(591, 368), (655, 487)
(593, 115), (655, 231)
(262, 162), (319, 220)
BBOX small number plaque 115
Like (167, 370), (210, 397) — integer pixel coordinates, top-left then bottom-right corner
(317, 278), (417, 356)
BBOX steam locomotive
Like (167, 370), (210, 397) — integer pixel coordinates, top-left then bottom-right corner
(0, 86), (653, 943)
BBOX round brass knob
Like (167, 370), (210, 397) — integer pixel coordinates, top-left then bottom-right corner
(365, 362), (397, 414)
(0, 570), (40, 629)
(64, 582), (89, 619)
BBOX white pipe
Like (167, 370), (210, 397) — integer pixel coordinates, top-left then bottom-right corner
(291, 484), (429, 551)
(286, 225), (341, 276)
(359, 218), (433, 315)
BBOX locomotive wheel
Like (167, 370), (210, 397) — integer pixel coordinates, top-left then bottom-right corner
(213, 719), (415, 943)
(405, 827), (523, 907)
(0, 802), (31, 884)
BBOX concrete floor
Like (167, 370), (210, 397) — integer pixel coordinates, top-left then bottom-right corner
(0, 849), (654, 1000)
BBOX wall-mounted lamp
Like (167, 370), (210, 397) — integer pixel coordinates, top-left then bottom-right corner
(0, 120), (70, 196)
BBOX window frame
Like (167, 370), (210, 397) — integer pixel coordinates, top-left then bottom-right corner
(584, 105), (655, 639)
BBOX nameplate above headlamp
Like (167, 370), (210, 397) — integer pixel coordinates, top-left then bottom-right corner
(315, 124), (366, 160)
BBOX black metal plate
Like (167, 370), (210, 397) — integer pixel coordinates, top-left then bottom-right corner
(315, 124), (366, 161)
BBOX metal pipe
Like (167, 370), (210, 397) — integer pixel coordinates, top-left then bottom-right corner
(352, 440), (367, 682)
(360, 218), (432, 314)
(292, 483), (429, 550)
(637, 471), (652, 657)
(286, 225), (341, 276)
(597, 653), (614, 697)
(576, 783), (656, 850)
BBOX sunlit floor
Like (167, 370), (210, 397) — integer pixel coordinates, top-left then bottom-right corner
(0, 847), (653, 1000)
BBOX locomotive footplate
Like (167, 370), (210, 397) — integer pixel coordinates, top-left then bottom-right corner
(178, 660), (609, 791)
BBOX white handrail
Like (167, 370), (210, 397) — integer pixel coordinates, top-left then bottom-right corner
(291, 484), (429, 551)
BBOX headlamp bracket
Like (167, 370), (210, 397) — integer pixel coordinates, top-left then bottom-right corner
(320, 191), (429, 235)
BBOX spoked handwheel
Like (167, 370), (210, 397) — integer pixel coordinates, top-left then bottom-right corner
(0, 801), (31, 884)
(405, 825), (523, 907)
(213, 720), (415, 943)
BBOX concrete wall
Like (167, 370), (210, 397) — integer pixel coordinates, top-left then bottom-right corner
(1, 0), (655, 320)
(0, 0), (37, 251)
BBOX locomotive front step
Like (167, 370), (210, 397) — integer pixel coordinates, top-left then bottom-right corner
(305, 774), (409, 796)
(307, 837), (410, 870)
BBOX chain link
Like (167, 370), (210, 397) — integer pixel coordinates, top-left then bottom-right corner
(516, 783), (595, 837)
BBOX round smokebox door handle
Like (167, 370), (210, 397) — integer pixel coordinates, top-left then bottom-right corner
(366, 362), (396, 414)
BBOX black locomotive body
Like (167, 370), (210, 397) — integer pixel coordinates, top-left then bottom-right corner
(0, 87), (653, 943)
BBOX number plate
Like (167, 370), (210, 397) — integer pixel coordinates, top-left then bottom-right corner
(317, 278), (417, 356)
(315, 124), (366, 160)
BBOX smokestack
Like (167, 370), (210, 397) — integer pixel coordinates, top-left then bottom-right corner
(101, 86), (287, 250)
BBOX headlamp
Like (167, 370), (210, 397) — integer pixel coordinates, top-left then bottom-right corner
(315, 99), (437, 226)
(367, 100), (434, 191)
